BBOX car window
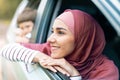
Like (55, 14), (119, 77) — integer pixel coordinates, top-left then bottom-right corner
(7, 0), (41, 43)
(27, 0), (41, 9)
(31, 0), (61, 43)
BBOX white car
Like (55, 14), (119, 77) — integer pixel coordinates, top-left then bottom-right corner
(4, 0), (120, 80)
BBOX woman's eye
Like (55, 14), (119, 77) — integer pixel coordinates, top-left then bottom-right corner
(51, 30), (65, 35)
(58, 31), (65, 34)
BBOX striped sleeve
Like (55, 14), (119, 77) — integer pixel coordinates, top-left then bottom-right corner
(0, 43), (38, 63)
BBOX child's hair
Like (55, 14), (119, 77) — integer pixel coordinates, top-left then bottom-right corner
(17, 7), (37, 24)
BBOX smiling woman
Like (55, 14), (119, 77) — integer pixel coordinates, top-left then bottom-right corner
(47, 11), (75, 59)
(47, 19), (75, 59)
(0, 9), (119, 80)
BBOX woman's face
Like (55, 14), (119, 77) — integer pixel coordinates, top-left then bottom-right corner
(18, 21), (34, 35)
(47, 19), (75, 59)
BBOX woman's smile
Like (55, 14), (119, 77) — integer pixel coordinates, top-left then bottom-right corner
(50, 45), (60, 52)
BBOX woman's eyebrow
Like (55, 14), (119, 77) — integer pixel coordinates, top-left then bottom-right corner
(52, 27), (67, 31)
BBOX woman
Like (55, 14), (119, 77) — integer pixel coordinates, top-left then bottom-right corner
(0, 9), (119, 80)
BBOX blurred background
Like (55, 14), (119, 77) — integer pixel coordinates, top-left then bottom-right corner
(0, 0), (21, 48)
(0, 0), (21, 80)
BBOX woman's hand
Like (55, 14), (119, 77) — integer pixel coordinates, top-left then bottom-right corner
(40, 58), (70, 76)
(33, 53), (70, 76)
(33, 53), (80, 76)
(15, 28), (24, 36)
(39, 57), (57, 73)
(41, 58), (80, 77)
(33, 52), (57, 73)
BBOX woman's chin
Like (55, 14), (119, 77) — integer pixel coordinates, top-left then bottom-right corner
(51, 53), (59, 59)
(51, 55), (57, 59)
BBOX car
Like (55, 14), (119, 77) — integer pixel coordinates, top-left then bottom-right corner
(4, 0), (120, 80)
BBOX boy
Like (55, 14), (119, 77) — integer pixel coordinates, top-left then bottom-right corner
(15, 7), (37, 43)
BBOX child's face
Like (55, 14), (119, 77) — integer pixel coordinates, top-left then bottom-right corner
(18, 21), (34, 35)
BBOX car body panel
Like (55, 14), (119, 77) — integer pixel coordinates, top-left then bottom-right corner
(92, 0), (120, 36)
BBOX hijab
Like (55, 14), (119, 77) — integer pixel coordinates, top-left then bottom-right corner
(55, 9), (106, 78)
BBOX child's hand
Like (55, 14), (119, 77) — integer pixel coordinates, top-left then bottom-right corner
(15, 28), (30, 43)
(15, 28), (24, 36)
(15, 36), (29, 43)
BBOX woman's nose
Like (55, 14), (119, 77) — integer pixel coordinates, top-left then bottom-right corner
(47, 34), (56, 43)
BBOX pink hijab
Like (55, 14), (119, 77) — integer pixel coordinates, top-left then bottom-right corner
(56, 9), (107, 78)
(22, 9), (119, 79)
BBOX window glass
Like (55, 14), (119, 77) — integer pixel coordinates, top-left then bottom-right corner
(27, 0), (41, 9)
